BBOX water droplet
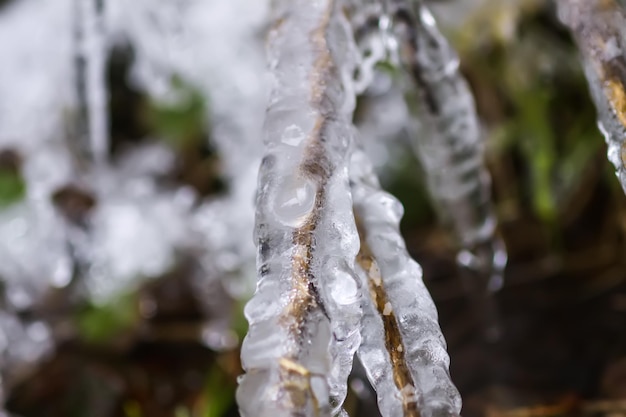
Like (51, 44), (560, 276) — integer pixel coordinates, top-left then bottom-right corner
(273, 177), (316, 227)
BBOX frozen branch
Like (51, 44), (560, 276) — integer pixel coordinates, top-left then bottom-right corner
(237, 1), (362, 415)
(351, 146), (461, 417)
(388, 0), (506, 337)
(557, 0), (626, 194)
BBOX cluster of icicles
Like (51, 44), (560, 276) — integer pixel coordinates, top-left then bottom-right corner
(237, 0), (498, 415)
(243, 0), (626, 415)
(1, 0), (625, 415)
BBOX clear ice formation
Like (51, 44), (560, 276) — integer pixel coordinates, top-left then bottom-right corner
(347, 0), (506, 336)
(557, 0), (626, 195)
(237, 0), (363, 415)
(351, 146), (462, 417)
(238, 0), (464, 416)
(388, 0), (507, 315)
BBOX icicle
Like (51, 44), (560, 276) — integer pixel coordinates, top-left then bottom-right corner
(557, 0), (626, 194)
(387, 0), (507, 337)
(75, 0), (109, 166)
(237, 1), (363, 416)
(351, 145), (461, 417)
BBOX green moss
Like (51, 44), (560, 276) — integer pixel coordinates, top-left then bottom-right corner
(77, 292), (139, 344)
(455, 8), (602, 225)
(513, 88), (558, 221)
(174, 407), (192, 417)
(123, 401), (144, 417)
(197, 366), (234, 417)
(145, 77), (207, 150)
(383, 154), (436, 232)
(231, 298), (249, 341)
(0, 168), (25, 208)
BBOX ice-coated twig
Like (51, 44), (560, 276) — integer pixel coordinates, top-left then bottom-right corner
(388, 0), (507, 337)
(74, 0), (109, 166)
(237, 1), (362, 416)
(351, 146), (461, 417)
(557, 0), (626, 194)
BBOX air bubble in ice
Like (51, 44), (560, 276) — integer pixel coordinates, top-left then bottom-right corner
(273, 177), (317, 227)
(281, 124), (306, 147)
(331, 269), (360, 306)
